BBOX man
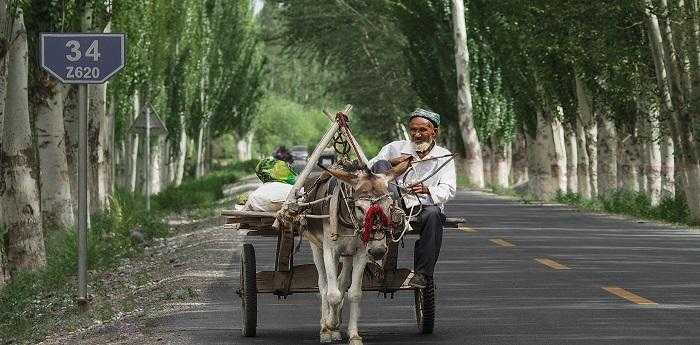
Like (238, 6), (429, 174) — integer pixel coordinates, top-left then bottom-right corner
(368, 108), (457, 288)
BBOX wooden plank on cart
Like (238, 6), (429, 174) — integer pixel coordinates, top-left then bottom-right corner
(255, 264), (416, 294)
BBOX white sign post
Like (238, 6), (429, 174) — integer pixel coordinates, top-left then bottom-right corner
(40, 33), (126, 310)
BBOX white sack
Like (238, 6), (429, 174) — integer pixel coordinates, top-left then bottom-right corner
(245, 182), (293, 212)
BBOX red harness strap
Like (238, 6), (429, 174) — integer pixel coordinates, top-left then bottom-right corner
(362, 203), (389, 243)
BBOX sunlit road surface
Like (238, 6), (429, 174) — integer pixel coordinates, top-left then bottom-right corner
(152, 190), (700, 344)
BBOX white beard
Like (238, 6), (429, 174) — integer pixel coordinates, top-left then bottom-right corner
(412, 140), (433, 153)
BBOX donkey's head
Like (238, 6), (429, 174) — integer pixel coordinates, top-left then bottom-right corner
(325, 159), (411, 261)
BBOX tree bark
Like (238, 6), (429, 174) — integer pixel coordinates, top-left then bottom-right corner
(596, 116), (618, 196)
(0, 2), (7, 228)
(63, 87), (78, 218)
(637, 135), (649, 195)
(151, 136), (162, 194)
(491, 135), (510, 189)
(175, 112), (187, 186)
(195, 119), (206, 178)
(565, 125), (578, 194)
(35, 83), (74, 231)
(618, 134), (640, 192)
(645, 114), (663, 206)
(510, 126), (528, 186)
(451, 0), (484, 188)
(651, 0), (700, 221)
(575, 78), (598, 198)
(551, 116), (567, 193)
(660, 134), (675, 197)
(0, 10), (46, 273)
(526, 110), (556, 200)
(482, 144), (492, 187)
(575, 118), (592, 199)
(129, 91), (140, 193)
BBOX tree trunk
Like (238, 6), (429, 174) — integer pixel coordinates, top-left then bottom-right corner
(575, 77), (598, 198)
(35, 83), (74, 232)
(565, 125), (578, 194)
(0, 4), (7, 228)
(151, 136), (162, 195)
(526, 110), (556, 200)
(88, 82), (107, 212)
(175, 112), (187, 186)
(596, 116), (618, 196)
(166, 141), (175, 186)
(196, 120), (207, 178)
(490, 135), (510, 189)
(645, 114), (663, 206)
(619, 135), (640, 192)
(660, 134), (675, 197)
(511, 126), (528, 186)
(575, 118), (592, 199)
(106, 94), (115, 198)
(0, 10), (46, 273)
(451, 0), (484, 188)
(129, 91), (140, 193)
(637, 138), (648, 194)
(551, 116), (567, 193)
(482, 145), (492, 187)
(63, 87), (78, 218)
(650, 0), (700, 221)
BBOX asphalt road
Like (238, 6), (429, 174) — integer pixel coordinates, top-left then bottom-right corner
(152, 190), (700, 345)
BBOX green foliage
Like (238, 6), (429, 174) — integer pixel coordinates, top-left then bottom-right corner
(274, 0), (418, 142)
(0, 161), (256, 342)
(152, 159), (257, 213)
(0, 192), (166, 342)
(556, 190), (692, 225)
(252, 94), (329, 156)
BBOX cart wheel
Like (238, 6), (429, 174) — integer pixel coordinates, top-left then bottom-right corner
(240, 243), (257, 337)
(414, 279), (435, 334)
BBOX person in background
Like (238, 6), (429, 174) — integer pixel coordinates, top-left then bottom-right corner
(274, 145), (294, 164)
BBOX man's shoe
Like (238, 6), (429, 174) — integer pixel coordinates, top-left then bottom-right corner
(409, 273), (427, 289)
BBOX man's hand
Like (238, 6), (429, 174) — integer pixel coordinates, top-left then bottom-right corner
(409, 182), (430, 195)
(389, 154), (413, 166)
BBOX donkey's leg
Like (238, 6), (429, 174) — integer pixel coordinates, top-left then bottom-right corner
(347, 253), (368, 345)
(310, 244), (333, 343)
(323, 243), (343, 330)
(330, 256), (353, 341)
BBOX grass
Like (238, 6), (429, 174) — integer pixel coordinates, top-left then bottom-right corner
(555, 190), (691, 225)
(0, 159), (257, 343)
(153, 160), (257, 214)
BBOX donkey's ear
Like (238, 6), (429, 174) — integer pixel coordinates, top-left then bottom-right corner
(385, 157), (411, 181)
(326, 166), (359, 186)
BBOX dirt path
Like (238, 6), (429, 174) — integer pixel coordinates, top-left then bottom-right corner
(37, 209), (244, 345)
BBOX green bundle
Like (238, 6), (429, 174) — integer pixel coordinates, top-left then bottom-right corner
(255, 157), (298, 184)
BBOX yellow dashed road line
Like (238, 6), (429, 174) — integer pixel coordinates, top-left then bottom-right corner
(535, 258), (571, 270)
(490, 239), (515, 247)
(602, 287), (658, 305)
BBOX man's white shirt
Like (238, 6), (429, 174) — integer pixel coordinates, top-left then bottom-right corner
(369, 140), (456, 210)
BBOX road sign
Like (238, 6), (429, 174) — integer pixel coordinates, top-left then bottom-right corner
(40, 33), (126, 84)
(131, 104), (168, 135)
(40, 32), (127, 312)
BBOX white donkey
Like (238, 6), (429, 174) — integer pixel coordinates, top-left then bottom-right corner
(302, 160), (410, 345)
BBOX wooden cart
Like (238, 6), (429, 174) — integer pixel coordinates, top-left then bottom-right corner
(225, 105), (464, 337)
(223, 209), (466, 337)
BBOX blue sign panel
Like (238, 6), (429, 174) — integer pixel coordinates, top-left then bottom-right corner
(40, 33), (126, 84)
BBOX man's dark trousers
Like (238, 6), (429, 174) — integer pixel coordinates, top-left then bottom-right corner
(413, 205), (446, 278)
(370, 159), (446, 279)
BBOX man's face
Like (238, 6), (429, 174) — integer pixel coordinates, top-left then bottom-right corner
(409, 116), (437, 144)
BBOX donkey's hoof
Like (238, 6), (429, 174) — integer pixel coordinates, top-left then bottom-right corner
(348, 335), (363, 345)
(320, 332), (333, 343)
(331, 330), (342, 341)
